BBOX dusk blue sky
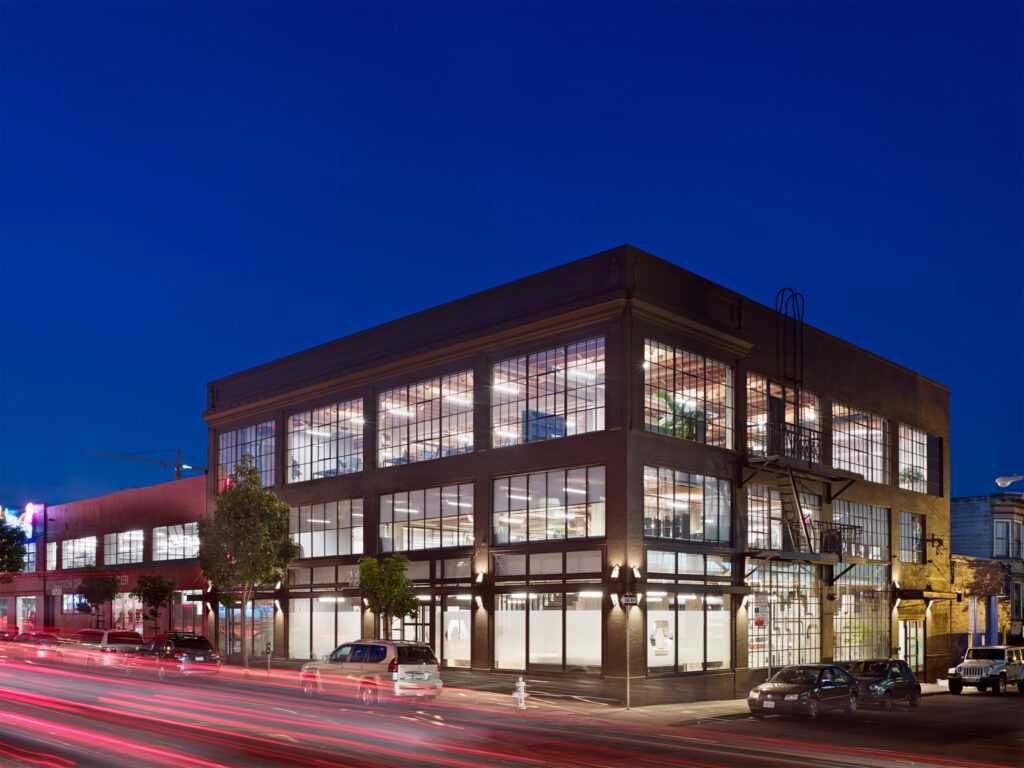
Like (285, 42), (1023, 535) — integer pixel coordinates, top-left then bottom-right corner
(1, 1), (1020, 508)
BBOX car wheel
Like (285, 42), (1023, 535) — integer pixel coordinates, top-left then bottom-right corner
(301, 677), (317, 699)
(847, 693), (858, 714)
(949, 681), (963, 695)
(358, 683), (377, 707)
(807, 699), (819, 721)
(909, 687), (922, 706)
(993, 676), (1006, 696)
(881, 691), (893, 711)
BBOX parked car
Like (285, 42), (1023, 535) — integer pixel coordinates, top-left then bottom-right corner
(842, 658), (922, 709)
(61, 629), (144, 670)
(300, 639), (442, 705)
(747, 664), (859, 720)
(5, 633), (65, 664)
(124, 632), (220, 680)
(947, 645), (1024, 695)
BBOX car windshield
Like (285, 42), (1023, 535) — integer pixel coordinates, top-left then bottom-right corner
(397, 645), (437, 664)
(847, 660), (889, 675)
(965, 649), (1005, 661)
(770, 667), (819, 685)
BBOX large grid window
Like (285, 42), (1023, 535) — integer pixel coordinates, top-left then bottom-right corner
(899, 512), (924, 564)
(46, 542), (56, 571)
(103, 530), (143, 565)
(288, 399), (364, 482)
(291, 499), (364, 558)
(832, 404), (888, 484)
(746, 559), (820, 669)
(378, 371), (473, 467)
(25, 543), (35, 572)
(61, 537), (96, 569)
(493, 466), (605, 544)
(491, 338), (605, 448)
(898, 424), (927, 492)
(153, 523), (199, 561)
(218, 422), (276, 492)
(746, 374), (820, 461)
(833, 501), (890, 561)
(643, 466), (731, 544)
(746, 486), (819, 551)
(644, 340), (734, 449)
(898, 424), (942, 496)
(833, 564), (890, 661)
(379, 484), (473, 552)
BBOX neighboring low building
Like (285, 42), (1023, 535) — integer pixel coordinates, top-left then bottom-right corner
(0, 476), (209, 637)
(950, 493), (1024, 654)
(204, 244), (953, 703)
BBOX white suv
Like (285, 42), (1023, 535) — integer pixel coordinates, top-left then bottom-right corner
(300, 639), (442, 705)
(947, 646), (1024, 695)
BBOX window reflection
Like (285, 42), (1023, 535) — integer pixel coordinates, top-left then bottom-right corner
(643, 466), (731, 544)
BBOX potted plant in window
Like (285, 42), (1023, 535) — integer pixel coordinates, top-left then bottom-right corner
(656, 390), (706, 441)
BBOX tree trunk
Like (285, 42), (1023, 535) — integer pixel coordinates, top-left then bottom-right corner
(240, 587), (249, 669)
(383, 613), (390, 640)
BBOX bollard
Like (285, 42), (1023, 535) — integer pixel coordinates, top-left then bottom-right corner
(513, 676), (527, 710)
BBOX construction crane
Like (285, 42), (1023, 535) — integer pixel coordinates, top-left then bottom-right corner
(83, 449), (206, 480)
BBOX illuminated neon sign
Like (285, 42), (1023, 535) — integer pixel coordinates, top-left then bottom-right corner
(2, 505), (36, 538)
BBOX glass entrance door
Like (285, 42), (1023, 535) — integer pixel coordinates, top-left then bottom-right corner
(900, 620), (924, 676)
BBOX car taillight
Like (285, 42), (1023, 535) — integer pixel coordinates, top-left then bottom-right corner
(388, 658), (398, 673)
(101, 647), (117, 653)
(436, 660), (441, 672)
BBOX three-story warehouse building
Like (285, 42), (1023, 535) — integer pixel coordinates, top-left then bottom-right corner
(203, 245), (952, 703)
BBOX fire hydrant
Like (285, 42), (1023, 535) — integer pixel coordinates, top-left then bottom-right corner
(513, 676), (527, 710)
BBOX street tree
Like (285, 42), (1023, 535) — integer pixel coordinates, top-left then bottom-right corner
(0, 519), (28, 584)
(358, 553), (419, 640)
(76, 566), (120, 628)
(198, 455), (300, 668)
(130, 573), (178, 634)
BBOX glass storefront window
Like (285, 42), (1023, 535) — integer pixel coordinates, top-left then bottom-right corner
(643, 340), (734, 449)
(287, 399), (364, 482)
(746, 559), (820, 669)
(442, 595), (472, 668)
(491, 338), (605, 448)
(495, 593), (526, 670)
(288, 597), (311, 660)
(16, 596), (36, 631)
(833, 564), (890, 661)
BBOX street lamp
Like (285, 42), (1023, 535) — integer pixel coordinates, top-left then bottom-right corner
(995, 474), (1023, 488)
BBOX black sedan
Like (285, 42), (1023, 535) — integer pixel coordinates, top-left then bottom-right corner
(124, 632), (220, 680)
(747, 664), (859, 720)
(842, 658), (922, 709)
